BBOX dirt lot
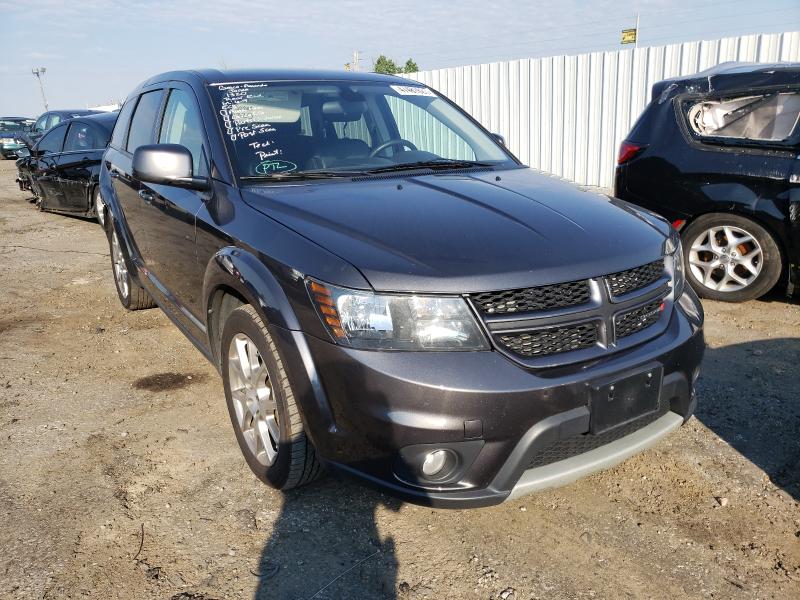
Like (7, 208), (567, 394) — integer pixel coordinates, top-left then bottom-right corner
(0, 159), (798, 600)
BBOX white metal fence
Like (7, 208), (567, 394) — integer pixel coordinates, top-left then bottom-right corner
(404, 31), (800, 189)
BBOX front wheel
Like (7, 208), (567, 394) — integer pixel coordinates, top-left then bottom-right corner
(682, 214), (783, 302)
(221, 304), (322, 490)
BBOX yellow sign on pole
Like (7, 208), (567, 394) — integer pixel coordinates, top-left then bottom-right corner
(621, 28), (637, 44)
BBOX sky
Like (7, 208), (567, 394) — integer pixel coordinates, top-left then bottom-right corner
(1, 0), (798, 116)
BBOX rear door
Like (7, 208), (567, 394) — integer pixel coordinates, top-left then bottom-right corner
(57, 121), (105, 212)
(110, 89), (165, 262)
(136, 84), (209, 321)
(31, 124), (67, 210)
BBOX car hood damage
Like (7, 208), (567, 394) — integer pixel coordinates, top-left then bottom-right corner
(242, 168), (668, 293)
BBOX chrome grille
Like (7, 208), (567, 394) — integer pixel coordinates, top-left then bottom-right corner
(606, 259), (665, 297)
(615, 300), (664, 339)
(497, 323), (597, 358)
(471, 280), (590, 314)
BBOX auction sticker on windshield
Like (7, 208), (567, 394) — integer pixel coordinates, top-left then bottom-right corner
(391, 85), (437, 97)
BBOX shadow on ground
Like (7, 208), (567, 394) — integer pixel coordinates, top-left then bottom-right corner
(254, 477), (401, 599)
(696, 337), (800, 500)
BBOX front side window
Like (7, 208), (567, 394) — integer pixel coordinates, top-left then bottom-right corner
(64, 123), (101, 151)
(47, 114), (62, 129)
(688, 91), (800, 142)
(36, 125), (67, 154)
(159, 89), (207, 176)
(126, 90), (163, 154)
(207, 81), (513, 178)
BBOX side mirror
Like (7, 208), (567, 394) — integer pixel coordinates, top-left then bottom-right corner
(491, 133), (506, 147)
(16, 147), (30, 158)
(132, 144), (209, 191)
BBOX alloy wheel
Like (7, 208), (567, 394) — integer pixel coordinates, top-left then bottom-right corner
(95, 192), (105, 227)
(688, 225), (763, 292)
(111, 231), (129, 299)
(227, 333), (280, 466)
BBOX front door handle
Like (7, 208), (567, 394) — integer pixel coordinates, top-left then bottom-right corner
(138, 189), (155, 204)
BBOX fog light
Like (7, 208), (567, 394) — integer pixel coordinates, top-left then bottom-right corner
(421, 450), (449, 476)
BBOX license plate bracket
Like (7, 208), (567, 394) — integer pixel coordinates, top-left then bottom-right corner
(589, 365), (663, 435)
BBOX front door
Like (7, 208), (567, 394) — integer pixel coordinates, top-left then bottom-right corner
(136, 85), (209, 327)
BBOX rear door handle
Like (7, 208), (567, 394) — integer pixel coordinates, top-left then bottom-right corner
(138, 189), (155, 203)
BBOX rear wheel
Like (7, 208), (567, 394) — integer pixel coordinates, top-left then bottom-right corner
(682, 213), (782, 302)
(109, 227), (155, 310)
(93, 188), (105, 227)
(221, 304), (322, 490)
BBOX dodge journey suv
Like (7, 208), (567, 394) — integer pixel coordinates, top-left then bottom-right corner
(100, 69), (704, 507)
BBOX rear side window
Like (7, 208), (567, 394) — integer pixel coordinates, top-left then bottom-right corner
(126, 90), (163, 154)
(110, 99), (136, 149)
(37, 125), (67, 154)
(688, 92), (800, 142)
(64, 123), (102, 151)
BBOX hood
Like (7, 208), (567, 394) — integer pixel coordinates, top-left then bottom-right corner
(242, 168), (668, 293)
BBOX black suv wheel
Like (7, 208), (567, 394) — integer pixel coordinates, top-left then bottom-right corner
(107, 225), (156, 310)
(220, 304), (322, 490)
(682, 213), (783, 302)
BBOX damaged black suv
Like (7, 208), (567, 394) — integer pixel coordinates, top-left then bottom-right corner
(100, 69), (704, 507)
(616, 62), (800, 302)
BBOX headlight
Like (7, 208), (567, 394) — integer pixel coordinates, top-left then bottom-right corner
(307, 279), (489, 351)
(664, 230), (685, 297)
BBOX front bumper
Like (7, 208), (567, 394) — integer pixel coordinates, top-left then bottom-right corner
(272, 287), (704, 508)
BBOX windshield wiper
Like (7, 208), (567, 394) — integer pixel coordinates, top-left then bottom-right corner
(365, 159), (496, 174)
(241, 170), (365, 182)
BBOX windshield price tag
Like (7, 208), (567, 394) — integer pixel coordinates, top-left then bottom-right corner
(391, 85), (437, 97)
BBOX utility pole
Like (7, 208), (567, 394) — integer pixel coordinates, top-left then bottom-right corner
(634, 13), (640, 48)
(352, 50), (362, 72)
(32, 67), (49, 111)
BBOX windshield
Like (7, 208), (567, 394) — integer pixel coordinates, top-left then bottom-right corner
(207, 80), (515, 179)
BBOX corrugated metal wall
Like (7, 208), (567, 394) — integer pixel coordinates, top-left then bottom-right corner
(404, 31), (800, 189)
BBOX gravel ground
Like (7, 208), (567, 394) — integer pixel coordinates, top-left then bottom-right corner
(0, 159), (798, 600)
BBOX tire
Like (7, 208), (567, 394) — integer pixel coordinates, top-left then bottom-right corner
(93, 188), (105, 227)
(220, 304), (322, 490)
(108, 225), (156, 310)
(682, 213), (783, 302)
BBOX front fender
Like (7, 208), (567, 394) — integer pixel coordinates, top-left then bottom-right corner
(202, 246), (339, 445)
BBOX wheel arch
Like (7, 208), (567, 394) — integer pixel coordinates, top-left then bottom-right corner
(202, 247), (302, 369)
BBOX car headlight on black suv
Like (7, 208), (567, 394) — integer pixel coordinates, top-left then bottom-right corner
(664, 229), (685, 297)
(307, 279), (489, 350)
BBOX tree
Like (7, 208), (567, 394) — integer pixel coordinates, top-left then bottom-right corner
(373, 55), (420, 75)
(403, 59), (419, 74)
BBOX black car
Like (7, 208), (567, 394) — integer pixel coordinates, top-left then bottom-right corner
(99, 69), (704, 508)
(615, 62), (800, 302)
(26, 109), (103, 146)
(18, 112), (116, 221)
(0, 117), (35, 158)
